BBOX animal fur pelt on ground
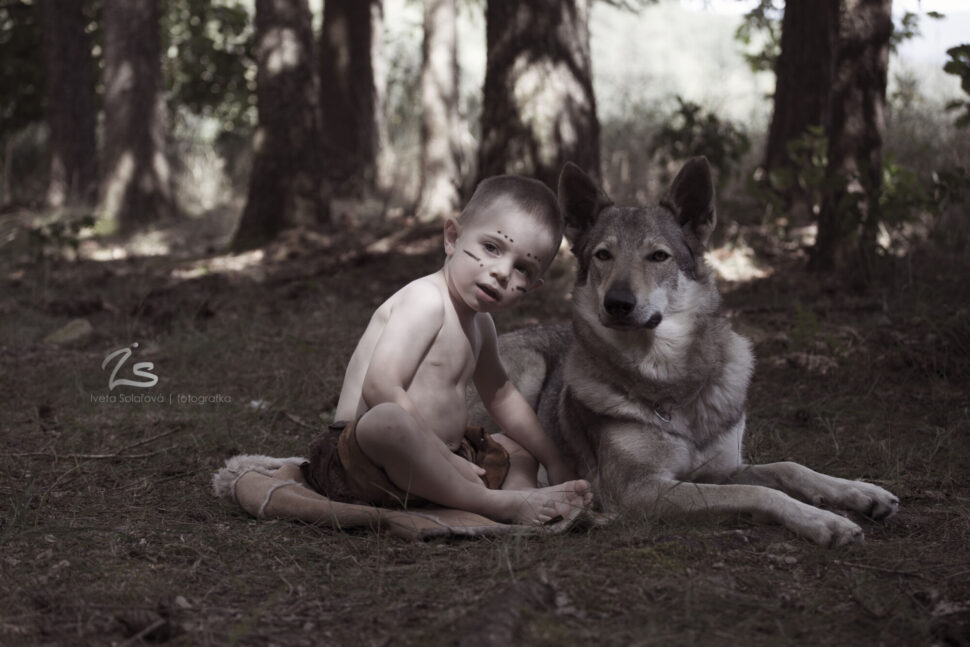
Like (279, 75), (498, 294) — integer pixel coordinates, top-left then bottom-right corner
(211, 454), (603, 540)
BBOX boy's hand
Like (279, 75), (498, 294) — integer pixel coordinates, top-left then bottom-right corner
(546, 460), (578, 486)
(448, 451), (487, 485)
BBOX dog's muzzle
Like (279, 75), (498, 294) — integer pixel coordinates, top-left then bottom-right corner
(603, 288), (663, 329)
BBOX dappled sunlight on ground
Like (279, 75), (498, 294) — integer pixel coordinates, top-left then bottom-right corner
(707, 239), (771, 282)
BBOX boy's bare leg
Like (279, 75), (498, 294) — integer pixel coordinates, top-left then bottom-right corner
(491, 433), (539, 490)
(354, 403), (590, 524)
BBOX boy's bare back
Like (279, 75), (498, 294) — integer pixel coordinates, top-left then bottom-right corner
(335, 271), (484, 450)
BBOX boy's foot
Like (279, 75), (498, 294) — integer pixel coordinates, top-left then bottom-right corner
(507, 480), (592, 525)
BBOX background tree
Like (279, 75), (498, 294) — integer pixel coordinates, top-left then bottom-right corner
(232, 0), (327, 251)
(763, 0), (839, 173)
(0, 1), (44, 207)
(41, 0), (97, 209)
(760, 0), (839, 224)
(811, 0), (893, 274)
(416, 0), (460, 222)
(318, 0), (388, 199)
(101, 0), (173, 231)
(477, 0), (600, 191)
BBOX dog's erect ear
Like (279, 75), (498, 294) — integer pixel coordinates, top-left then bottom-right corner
(661, 157), (716, 248)
(558, 162), (613, 245)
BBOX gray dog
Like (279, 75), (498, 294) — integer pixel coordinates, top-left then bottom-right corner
(472, 158), (899, 546)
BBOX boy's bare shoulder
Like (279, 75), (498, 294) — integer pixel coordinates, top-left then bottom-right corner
(384, 275), (446, 317)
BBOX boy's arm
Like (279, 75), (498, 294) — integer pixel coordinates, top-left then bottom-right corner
(361, 283), (442, 428)
(473, 315), (577, 484)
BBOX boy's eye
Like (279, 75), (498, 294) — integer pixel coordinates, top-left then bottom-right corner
(648, 250), (670, 262)
(594, 249), (612, 261)
(514, 265), (530, 277)
(482, 242), (499, 254)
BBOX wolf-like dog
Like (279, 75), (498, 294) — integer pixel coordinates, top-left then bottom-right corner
(472, 159), (899, 546)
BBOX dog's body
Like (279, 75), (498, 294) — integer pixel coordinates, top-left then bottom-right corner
(471, 159), (898, 546)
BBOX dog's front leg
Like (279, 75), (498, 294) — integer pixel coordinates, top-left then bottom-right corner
(616, 478), (866, 547)
(727, 462), (899, 520)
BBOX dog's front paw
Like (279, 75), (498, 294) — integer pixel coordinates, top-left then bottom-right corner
(841, 481), (899, 521)
(787, 503), (864, 547)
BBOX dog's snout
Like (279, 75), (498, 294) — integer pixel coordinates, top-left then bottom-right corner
(604, 288), (636, 317)
(645, 312), (663, 329)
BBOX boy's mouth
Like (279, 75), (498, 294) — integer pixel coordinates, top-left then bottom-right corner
(476, 283), (500, 303)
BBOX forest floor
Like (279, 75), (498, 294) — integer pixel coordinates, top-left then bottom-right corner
(1, 213), (969, 646)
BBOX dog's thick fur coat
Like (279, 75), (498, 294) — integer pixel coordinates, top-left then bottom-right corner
(472, 159), (898, 546)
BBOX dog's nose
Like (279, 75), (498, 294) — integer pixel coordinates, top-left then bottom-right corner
(604, 289), (636, 316)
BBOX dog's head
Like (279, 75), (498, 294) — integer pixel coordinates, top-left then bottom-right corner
(558, 158), (716, 331)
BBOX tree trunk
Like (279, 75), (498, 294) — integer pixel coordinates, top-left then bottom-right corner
(41, 0), (97, 208)
(478, 0), (600, 191)
(416, 0), (460, 222)
(764, 0), (839, 172)
(811, 0), (893, 274)
(318, 0), (387, 198)
(101, 0), (172, 231)
(232, 0), (328, 251)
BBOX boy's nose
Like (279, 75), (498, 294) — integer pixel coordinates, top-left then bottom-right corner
(489, 261), (510, 286)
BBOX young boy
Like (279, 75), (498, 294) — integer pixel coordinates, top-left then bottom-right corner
(302, 175), (592, 525)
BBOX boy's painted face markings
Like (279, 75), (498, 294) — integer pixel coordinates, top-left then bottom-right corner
(446, 207), (556, 314)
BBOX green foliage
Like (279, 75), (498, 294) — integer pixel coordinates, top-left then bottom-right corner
(790, 303), (822, 353)
(0, 0), (45, 138)
(161, 0), (256, 136)
(943, 44), (970, 128)
(891, 10), (945, 53)
(652, 97), (750, 185)
(26, 214), (95, 261)
(748, 126), (828, 224)
(734, 0), (781, 75)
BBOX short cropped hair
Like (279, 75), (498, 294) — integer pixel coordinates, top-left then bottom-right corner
(459, 175), (563, 254)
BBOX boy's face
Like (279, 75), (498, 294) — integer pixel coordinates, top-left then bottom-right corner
(443, 201), (558, 314)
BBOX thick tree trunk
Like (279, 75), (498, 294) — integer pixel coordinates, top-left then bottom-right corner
(811, 0), (893, 274)
(318, 0), (387, 198)
(101, 0), (173, 231)
(232, 0), (328, 251)
(416, 0), (460, 222)
(478, 0), (600, 191)
(764, 0), (839, 172)
(41, 0), (97, 208)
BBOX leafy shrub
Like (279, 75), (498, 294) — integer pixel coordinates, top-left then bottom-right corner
(652, 97), (751, 186)
(943, 44), (970, 128)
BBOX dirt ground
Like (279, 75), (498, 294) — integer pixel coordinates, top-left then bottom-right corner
(1, 217), (969, 646)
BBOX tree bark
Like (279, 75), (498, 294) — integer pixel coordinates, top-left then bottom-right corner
(811, 0), (893, 274)
(41, 0), (97, 208)
(764, 0), (839, 172)
(101, 0), (172, 231)
(318, 0), (388, 198)
(478, 0), (600, 192)
(416, 0), (460, 222)
(232, 0), (328, 251)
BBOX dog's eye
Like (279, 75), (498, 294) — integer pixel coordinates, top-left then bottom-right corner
(649, 251), (670, 262)
(594, 249), (613, 261)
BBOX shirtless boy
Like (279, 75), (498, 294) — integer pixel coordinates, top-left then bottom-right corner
(302, 175), (592, 525)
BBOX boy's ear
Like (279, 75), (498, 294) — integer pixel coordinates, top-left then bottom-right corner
(443, 217), (461, 255)
(660, 156), (716, 248)
(558, 162), (613, 247)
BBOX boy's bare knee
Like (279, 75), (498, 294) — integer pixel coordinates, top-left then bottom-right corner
(356, 403), (417, 450)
